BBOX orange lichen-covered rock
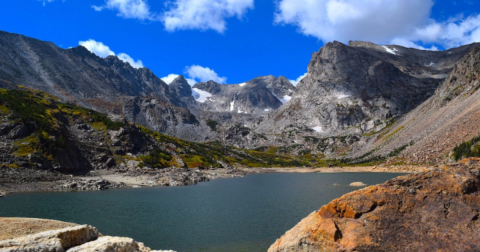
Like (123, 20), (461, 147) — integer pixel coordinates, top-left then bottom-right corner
(269, 163), (480, 252)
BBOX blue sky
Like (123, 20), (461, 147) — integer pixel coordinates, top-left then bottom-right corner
(0, 0), (479, 85)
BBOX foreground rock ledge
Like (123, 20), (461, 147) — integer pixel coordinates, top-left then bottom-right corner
(269, 160), (480, 252)
(0, 218), (175, 252)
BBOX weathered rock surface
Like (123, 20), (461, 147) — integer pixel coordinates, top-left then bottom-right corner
(0, 225), (99, 252)
(66, 236), (172, 252)
(269, 161), (480, 252)
(0, 218), (76, 241)
(0, 218), (175, 252)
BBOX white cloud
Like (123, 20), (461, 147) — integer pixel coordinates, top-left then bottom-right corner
(275, 0), (433, 44)
(162, 0), (254, 33)
(79, 39), (144, 69)
(79, 39), (115, 58)
(406, 14), (480, 48)
(275, 0), (480, 49)
(289, 73), (307, 86)
(40, 0), (61, 6)
(117, 53), (144, 68)
(161, 74), (196, 86)
(185, 65), (227, 83)
(92, 5), (104, 11)
(93, 0), (154, 20)
(389, 38), (438, 51)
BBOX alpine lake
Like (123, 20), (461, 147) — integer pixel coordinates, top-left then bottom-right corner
(0, 172), (406, 252)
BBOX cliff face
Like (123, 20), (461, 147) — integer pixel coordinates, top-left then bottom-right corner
(256, 41), (477, 139)
(269, 159), (480, 252)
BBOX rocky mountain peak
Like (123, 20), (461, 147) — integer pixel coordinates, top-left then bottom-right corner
(68, 45), (95, 57)
(169, 75), (192, 98)
(193, 80), (222, 93)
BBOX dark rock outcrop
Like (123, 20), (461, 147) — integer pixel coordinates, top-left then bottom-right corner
(269, 160), (480, 252)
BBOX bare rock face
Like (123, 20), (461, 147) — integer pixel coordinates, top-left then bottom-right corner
(269, 161), (480, 252)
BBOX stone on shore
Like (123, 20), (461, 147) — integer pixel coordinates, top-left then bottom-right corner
(349, 182), (367, 187)
(67, 236), (164, 252)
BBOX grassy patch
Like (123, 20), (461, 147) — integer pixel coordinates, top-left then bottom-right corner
(382, 126), (404, 141)
(450, 134), (480, 161)
(90, 121), (106, 131)
(140, 148), (172, 168)
(0, 105), (9, 115)
(13, 135), (39, 157)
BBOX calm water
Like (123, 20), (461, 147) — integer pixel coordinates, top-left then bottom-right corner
(0, 172), (404, 252)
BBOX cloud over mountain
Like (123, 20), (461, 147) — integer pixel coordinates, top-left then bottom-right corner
(275, 0), (480, 49)
(79, 39), (144, 68)
(162, 0), (254, 33)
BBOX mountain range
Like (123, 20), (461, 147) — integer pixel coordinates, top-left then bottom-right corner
(1, 30), (480, 165)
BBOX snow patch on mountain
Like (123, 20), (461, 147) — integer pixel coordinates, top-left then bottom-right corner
(280, 95), (292, 103)
(382, 46), (398, 55)
(192, 88), (212, 103)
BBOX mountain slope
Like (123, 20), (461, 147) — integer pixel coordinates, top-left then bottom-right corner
(0, 31), (180, 106)
(0, 30), (212, 141)
(360, 44), (480, 164)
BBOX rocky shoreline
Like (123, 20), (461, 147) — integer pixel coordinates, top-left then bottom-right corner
(0, 165), (425, 197)
(0, 166), (248, 196)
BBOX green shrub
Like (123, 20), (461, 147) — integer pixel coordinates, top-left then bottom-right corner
(142, 148), (172, 168)
(451, 135), (480, 161)
(206, 119), (218, 131)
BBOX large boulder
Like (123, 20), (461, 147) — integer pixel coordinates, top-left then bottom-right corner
(269, 160), (480, 251)
(67, 236), (156, 252)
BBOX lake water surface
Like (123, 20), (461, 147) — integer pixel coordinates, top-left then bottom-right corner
(0, 172), (405, 252)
